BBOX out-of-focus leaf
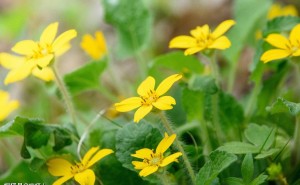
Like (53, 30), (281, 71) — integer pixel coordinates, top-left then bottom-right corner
(266, 97), (300, 116)
(218, 142), (260, 154)
(242, 154), (254, 184)
(188, 75), (218, 94)
(102, 0), (152, 57)
(250, 173), (268, 185)
(196, 150), (237, 185)
(182, 87), (205, 121)
(255, 148), (280, 159)
(224, 177), (244, 185)
(244, 124), (275, 150)
(263, 16), (300, 36)
(64, 59), (107, 95)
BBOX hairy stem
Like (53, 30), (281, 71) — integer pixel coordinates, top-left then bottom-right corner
(158, 112), (196, 185)
(292, 115), (300, 166)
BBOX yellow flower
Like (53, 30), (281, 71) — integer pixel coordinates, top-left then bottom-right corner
(47, 147), (113, 185)
(0, 22), (77, 84)
(114, 74), (182, 123)
(169, 20), (235, 55)
(0, 90), (19, 122)
(260, 24), (300, 63)
(268, 3), (298, 20)
(80, 31), (107, 60)
(131, 133), (182, 177)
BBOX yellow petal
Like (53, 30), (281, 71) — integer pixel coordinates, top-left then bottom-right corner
(52, 175), (73, 185)
(4, 62), (35, 84)
(0, 53), (25, 69)
(169, 36), (197, 49)
(47, 158), (73, 176)
(55, 44), (71, 57)
(32, 67), (54, 81)
(212, 20), (235, 38)
(292, 49), (300, 56)
(0, 100), (19, 122)
(0, 91), (9, 103)
(184, 47), (203, 55)
(208, 36), (231, 49)
(132, 161), (149, 169)
(283, 5), (298, 16)
(265, 34), (289, 49)
(40, 22), (58, 44)
(156, 74), (182, 96)
(131, 148), (154, 159)
(200, 24), (210, 38)
(86, 149), (113, 168)
(80, 34), (99, 59)
(114, 97), (142, 112)
(139, 166), (158, 177)
(156, 133), (176, 154)
(137, 76), (155, 97)
(260, 49), (291, 63)
(12, 40), (37, 56)
(81, 147), (100, 166)
(152, 96), (176, 110)
(95, 31), (107, 57)
(134, 105), (152, 123)
(190, 26), (202, 38)
(289, 24), (300, 45)
(52, 29), (77, 54)
(74, 169), (95, 185)
(160, 152), (182, 167)
(35, 54), (54, 68)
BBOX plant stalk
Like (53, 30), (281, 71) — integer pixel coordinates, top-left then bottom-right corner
(292, 115), (300, 166)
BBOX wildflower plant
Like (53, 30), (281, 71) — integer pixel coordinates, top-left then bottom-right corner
(1, 0), (300, 185)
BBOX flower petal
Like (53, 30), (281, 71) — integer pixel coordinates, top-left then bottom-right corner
(139, 166), (158, 177)
(132, 161), (149, 169)
(131, 148), (154, 159)
(0, 99), (19, 122)
(208, 36), (231, 49)
(169, 36), (197, 49)
(52, 29), (77, 54)
(81, 34), (99, 59)
(156, 74), (182, 96)
(40, 22), (58, 44)
(184, 47), (203, 55)
(289, 24), (300, 45)
(86, 149), (113, 168)
(55, 44), (71, 57)
(74, 169), (95, 185)
(212, 20), (235, 38)
(152, 96), (176, 110)
(4, 62), (35, 84)
(292, 49), (300, 56)
(80, 147), (99, 166)
(32, 67), (54, 81)
(265, 34), (289, 49)
(160, 152), (183, 167)
(260, 49), (291, 63)
(52, 175), (73, 185)
(0, 53), (25, 69)
(134, 105), (152, 123)
(156, 133), (176, 154)
(12, 40), (37, 56)
(47, 158), (73, 177)
(35, 54), (54, 68)
(114, 97), (142, 112)
(137, 76), (155, 97)
(190, 26), (202, 38)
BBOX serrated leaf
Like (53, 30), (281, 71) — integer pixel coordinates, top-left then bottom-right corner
(224, 177), (244, 185)
(250, 173), (268, 185)
(102, 0), (152, 57)
(188, 75), (218, 94)
(244, 124), (275, 150)
(64, 60), (107, 95)
(196, 151), (237, 185)
(266, 97), (300, 116)
(242, 154), (254, 184)
(263, 16), (300, 36)
(218, 142), (260, 154)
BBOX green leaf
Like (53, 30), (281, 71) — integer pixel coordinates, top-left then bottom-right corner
(64, 60), (107, 95)
(182, 87), (205, 121)
(242, 154), (254, 184)
(218, 142), (260, 154)
(244, 124), (275, 150)
(29, 157), (45, 172)
(102, 0), (152, 57)
(250, 173), (268, 185)
(196, 151), (237, 185)
(188, 75), (218, 94)
(149, 51), (204, 78)
(224, 177), (244, 185)
(263, 16), (300, 36)
(255, 148), (280, 159)
(24, 122), (52, 149)
(266, 97), (300, 116)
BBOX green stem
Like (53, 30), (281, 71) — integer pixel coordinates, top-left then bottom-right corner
(156, 172), (171, 185)
(208, 52), (220, 87)
(52, 65), (76, 125)
(97, 86), (118, 102)
(227, 56), (239, 93)
(245, 80), (261, 119)
(198, 119), (212, 157)
(158, 112), (196, 185)
(292, 115), (300, 166)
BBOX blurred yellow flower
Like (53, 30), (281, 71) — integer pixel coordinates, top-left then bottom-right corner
(132, 133), (182, 177)
(47, 147), (113, 185)
(0, 22), (77, 84)
(114, 74), (182, 123)
(268, 3), (298, 20)
(80, 31), (107, 60)
(169, 20), (235, 55)
(0, 90), (19, 122)
(260, 24), (300, 63)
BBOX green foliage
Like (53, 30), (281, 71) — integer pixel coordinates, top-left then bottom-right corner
(102, 0), (152, 57)
(196, 150), (237, 185)
(182, 87), (205, 121)
(242, 154), (254, 184)
(263, 16), (300, 36)
(64, 59), (107, 95)
(188, 75), (218, 94)
(267, 97), (300, 116)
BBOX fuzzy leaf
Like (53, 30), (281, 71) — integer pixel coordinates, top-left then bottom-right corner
(188, 75), (218, 94)
(266, 97), (300, 116)
(218, 142), (260, 154)
(244, 124), (275, 150)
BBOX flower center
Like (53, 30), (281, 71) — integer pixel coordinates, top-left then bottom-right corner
(144, 153), (163, 166)
(196, 34), (214, 48)
(141, 90), (158, 106)
(32, 43), (53, 59)
(70, 163), (86, 174)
